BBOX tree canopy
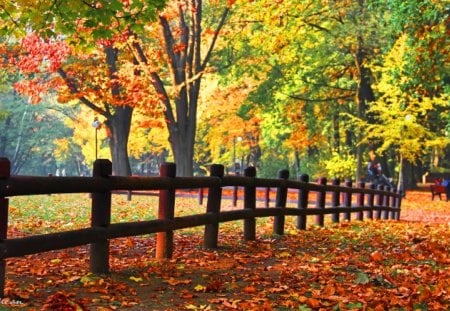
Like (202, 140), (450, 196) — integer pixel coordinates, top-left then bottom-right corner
(0, 0), (448, 183)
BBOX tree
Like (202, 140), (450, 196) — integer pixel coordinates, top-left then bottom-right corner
(0, 0), (167, 176)
(359, 0), (450, 189)
(130, 0), (232, 176)
(8, 33), (136, 175)
(195, 81), (260, 175)
(0, 88), (80, 175)
(2, 0), (232, 176)
(219, 0), (389, 180)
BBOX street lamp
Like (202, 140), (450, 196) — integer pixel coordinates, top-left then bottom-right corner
(233, 136), (243, 175)
(398, 114), (413, 196)
(92, 117), (102, 160)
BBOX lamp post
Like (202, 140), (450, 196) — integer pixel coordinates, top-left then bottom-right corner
(398, 114), (412, 196)
(92, 117), (102, 160)
(233, 136), (242, 175)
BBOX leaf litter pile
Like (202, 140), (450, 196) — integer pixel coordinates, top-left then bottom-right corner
(3, 189), (450, 310)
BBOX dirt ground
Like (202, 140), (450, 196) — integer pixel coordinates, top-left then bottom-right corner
(1, 187), (449, 310)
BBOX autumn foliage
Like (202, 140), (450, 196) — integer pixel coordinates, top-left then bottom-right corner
(3, 188), (449, 310)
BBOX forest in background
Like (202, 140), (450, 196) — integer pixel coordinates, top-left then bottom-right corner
(0, 0), (448, 189)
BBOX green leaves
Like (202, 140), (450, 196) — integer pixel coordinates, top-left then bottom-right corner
(1, 0), (167, 39)
(354, 271), (370, 285)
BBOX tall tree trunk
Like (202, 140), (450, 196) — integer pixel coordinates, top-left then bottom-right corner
(171, 130), (195, 177)
(294, 149), (301, 179)
(105, 106), (133, 176)
(58, 45), (134, 176)
(332, 113), (340, 151)
(354, 35), (375, 181)
(403, 159), (416, 189)
(132, 1), (229, 176)
(104, 45), (132, 176)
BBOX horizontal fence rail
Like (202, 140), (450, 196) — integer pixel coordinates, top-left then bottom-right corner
(0, 158), (402, 298)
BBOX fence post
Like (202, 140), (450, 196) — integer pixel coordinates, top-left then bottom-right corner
(265, 187), (270, 208)
(389, 188), (397, 220)
(331, 178), (340, 223)
(342, 179), (352, 221)
(273, 169), (289, 235)
(198, 188), (204, 205)
(395, 191), (402, 220)
(367, 184), (375, 219)
(382, 186), (391, 220)
(356, 180), (365, 221)
(232, 172), (239, 207)
(156, 163), (176, 259)
(297, 174), (309, 230)
(204, 164), (224, 248)
(315, 177), (327, 227)
(0, 158), (10, 298)
(375, 185), (384, 219)
(90, 159), (112, 274)
(0, 158), (9, 179)
(243, 167), (257, 241)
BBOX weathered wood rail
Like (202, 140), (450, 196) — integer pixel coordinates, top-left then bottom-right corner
(0, 158), (402, 297)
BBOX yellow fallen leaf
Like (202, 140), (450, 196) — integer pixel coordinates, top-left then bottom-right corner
(288, 229), (298, 235)
(277, 251), (291, 258)
(50, 258), (62, 265)
(194, 284), (206, 292)
(129, 276), (143, 282)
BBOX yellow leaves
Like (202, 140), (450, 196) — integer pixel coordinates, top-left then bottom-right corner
(165, 278), (192, 286)
(185, 303), (208, 310)
(276, 250), (291, 258)
(129, 276), (143, 283)
(53, 138), (70, 161)
(80, 273), (104, 286)
(194, 284), (206, 292)
(50, 258), (62, 265)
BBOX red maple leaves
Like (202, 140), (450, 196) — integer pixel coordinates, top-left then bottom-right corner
(10, 33), (70, 103)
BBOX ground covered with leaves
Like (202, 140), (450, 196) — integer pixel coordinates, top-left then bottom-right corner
(2, 188), (449, 310)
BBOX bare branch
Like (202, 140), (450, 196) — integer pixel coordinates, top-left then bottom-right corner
(201, 6), (230, 70)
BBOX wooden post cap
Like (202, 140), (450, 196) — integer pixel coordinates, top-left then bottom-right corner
(0, 158), (10, 179)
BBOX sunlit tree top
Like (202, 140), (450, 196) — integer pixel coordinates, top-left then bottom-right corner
(0, 0), (167, 37)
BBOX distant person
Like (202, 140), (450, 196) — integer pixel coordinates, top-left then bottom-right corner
(366, 150), (394, 188)
(367, 151), (381, 178)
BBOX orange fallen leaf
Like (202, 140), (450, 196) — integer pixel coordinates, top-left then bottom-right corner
(179, 290), (195, 299)
(370, 250), (384, 262)
(306, 297), (321, 308)
(243, 286), (257, 293)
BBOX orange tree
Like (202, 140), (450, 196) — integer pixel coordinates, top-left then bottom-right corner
(1, 0), (233, 176)
(195, 81), (260, 175)
(129, 0), (232, 176)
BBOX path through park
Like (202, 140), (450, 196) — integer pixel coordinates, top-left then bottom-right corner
(2, 187), (449, 310)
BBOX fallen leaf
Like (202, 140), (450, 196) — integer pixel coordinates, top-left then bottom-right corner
(194, 284), (206, 292)
(243, 286), (257, 293)
(370, 250), (384, 262)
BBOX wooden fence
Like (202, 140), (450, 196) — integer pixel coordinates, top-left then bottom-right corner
(0, 158), (402, 298)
